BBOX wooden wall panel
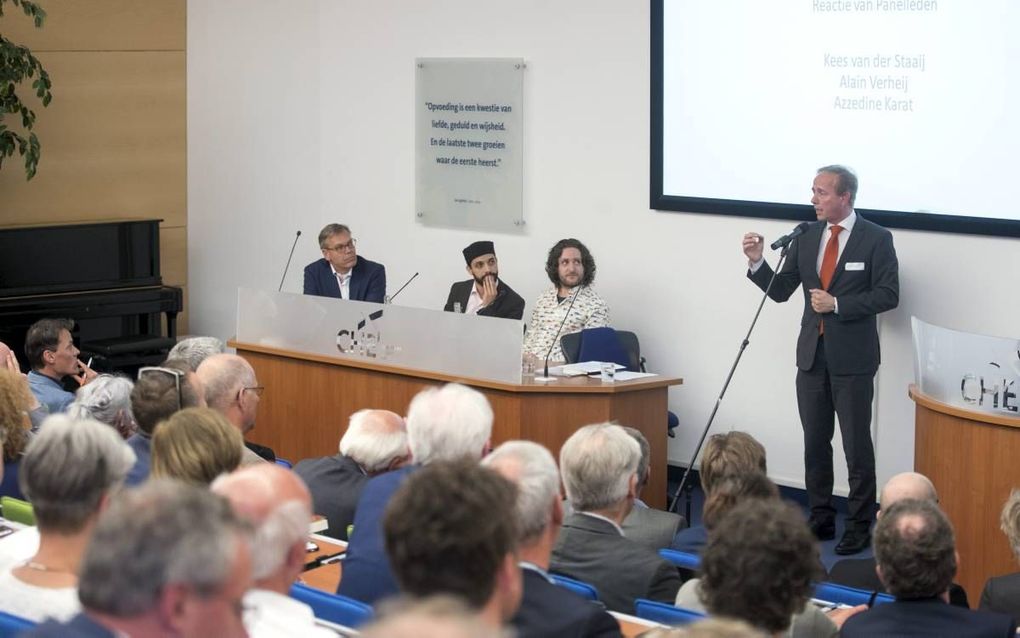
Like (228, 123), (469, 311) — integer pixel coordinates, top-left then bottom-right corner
(1, 0), (184, 51)
(1, 1), (187, 330)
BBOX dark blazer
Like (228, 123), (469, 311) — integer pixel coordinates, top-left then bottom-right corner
(827, 557), (970, 608)
(550, 512), (682, 614)
(303, 256), (386, 303)
(25, 613), (116, 638)
(622, 504), (686, 551)
(840, 596), (1015, 637)
(293, 454), (369, 541)
(669, 524), (707, 555)
(336, 465), (417, 604)
(443, 279), (525, 320)
(748, 216), (899, 375)
(512, 567), (622, 638)
(980, 572), (1020, 623)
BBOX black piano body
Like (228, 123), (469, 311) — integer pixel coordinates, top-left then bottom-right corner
(0, 219), (184, 373)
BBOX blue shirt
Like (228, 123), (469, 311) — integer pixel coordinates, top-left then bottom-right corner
(124, 433), (152, 486)
(27, 371), (74, 415)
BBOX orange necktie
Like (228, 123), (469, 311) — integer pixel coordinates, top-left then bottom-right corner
(818, 225), (842, 334)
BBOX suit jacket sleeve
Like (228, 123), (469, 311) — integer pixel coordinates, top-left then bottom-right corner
(833, 227), (899, 321)
(645, 562), (683, 604)
(478, 286), (525, 320)
(747, 234), (805, 303)
(365, 263), (386, 303)
(303, 263), (318, 295)
(443, 283), (459, 312)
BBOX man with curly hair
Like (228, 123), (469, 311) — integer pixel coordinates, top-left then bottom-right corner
(522, 238), (609, 362)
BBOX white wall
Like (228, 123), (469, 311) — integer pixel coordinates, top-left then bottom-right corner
(187, 0), (1020, 493)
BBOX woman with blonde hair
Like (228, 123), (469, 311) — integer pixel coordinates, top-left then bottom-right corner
(150, 407), (243, 486)
(0, 368), (33, 500)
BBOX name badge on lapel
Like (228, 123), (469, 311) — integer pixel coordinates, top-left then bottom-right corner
(845, 262), (865, 271)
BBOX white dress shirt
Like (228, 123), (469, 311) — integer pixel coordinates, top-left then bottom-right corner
(330, 263), (352, 300)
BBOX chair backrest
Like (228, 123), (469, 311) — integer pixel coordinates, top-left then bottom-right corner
(549, 573), (599, 601)
(561, 327), (640, 371)
(0, 497), (35, 526)
(634, 599), (706, 626)
(289, 582), (374, 627)
(813, 581), (895, 607)
(0, 609), (36, 636)
(658, 549), (701, 571)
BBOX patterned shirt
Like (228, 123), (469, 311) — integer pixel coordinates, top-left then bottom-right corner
(523, 286), (610, 361)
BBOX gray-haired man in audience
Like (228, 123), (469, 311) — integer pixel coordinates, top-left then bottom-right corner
(339, 382), (493, 604)
(484, 441), (621, 638)
(25, 480), (252, 638)
(551, 423), (681, 614)
(620, 426), (686, 550)
(213, 463), (339, 637)
(168, 336), (226, 372)
(294, 409), (410, 540)
(197, 353), (273, 464)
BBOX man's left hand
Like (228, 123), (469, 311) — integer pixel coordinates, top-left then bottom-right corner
(809, 288), (836, 314)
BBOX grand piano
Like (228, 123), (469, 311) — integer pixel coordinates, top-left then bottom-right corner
(0, 219), (183, 373)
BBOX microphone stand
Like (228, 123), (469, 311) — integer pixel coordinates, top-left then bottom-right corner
(667, 244), (792, 515)
(534, 285), (583, 382)
(278, 230), (302, 292)
(387, 272), (419, 304)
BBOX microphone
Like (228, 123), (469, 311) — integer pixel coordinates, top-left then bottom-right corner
(387, 272), (419, 303)
(538, 285), (584, 381)
(770, 222), (811, 251)
(278, 230), (302, 292)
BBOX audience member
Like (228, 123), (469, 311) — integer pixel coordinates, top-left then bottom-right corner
(1, 341), (46, 430)
(551, 423), (681, 613)
(25, 480), (252, 638)
(212, 464), (338, 637)
(68, 374), (136, 438)
(641, 619), (766, 638)
(168, 336), (226, 371)
(523, 238), (609, 361)
(24, 318), (97, 414)
(980, 488), (1020, 622)
(338, 382), (493, 604)
(696, 500), (845, 637)
(621, 426), (686, 550)
(124, 359), (205, 485)
(197, 353), (274, 463)
(151, 407), (244, 486)
(0, 416), (134, 623)
(444, 240), (525, 320)
(304, 223), (386, 302)
(384, 459), (522, 628)
(484, 440), (622, 638)
(360, 596), (502, 638)
(677, 490), (852, 638)
(294, 408), (409, 540)
(0, 368), (32, 500)
(827, 471), (969, 607)
(671, 431), (767, 553)
(841, 498), (1015, 637)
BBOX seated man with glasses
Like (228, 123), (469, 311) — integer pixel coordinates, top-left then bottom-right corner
(303, 223), (387, 303)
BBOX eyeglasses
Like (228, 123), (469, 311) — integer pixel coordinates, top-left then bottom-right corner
(243, 385), (265, 397)
(138, 366), (184, 410)
(326, 238), (357, 253)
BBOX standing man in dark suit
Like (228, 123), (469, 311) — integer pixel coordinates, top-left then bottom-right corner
(743, 165), (899, 555)
(303, 223), (386, 302)
(444, 240), (525, 320)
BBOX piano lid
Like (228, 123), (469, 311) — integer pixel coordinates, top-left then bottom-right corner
(0, 219), (164, 298)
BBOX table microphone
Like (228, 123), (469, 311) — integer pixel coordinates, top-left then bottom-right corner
(387, 272), (419, 303)
(536, 285), (585, 382)
(278, 230), (302, 292)
(770, 222), (810, 251)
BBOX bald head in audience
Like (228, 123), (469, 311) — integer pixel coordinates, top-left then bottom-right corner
(212, 464), (312, 595)
(341, 409), (409, 474)
(361, 597), (502, 638)
(879, 472), (937, 514)
(196, 353), (261, 435)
